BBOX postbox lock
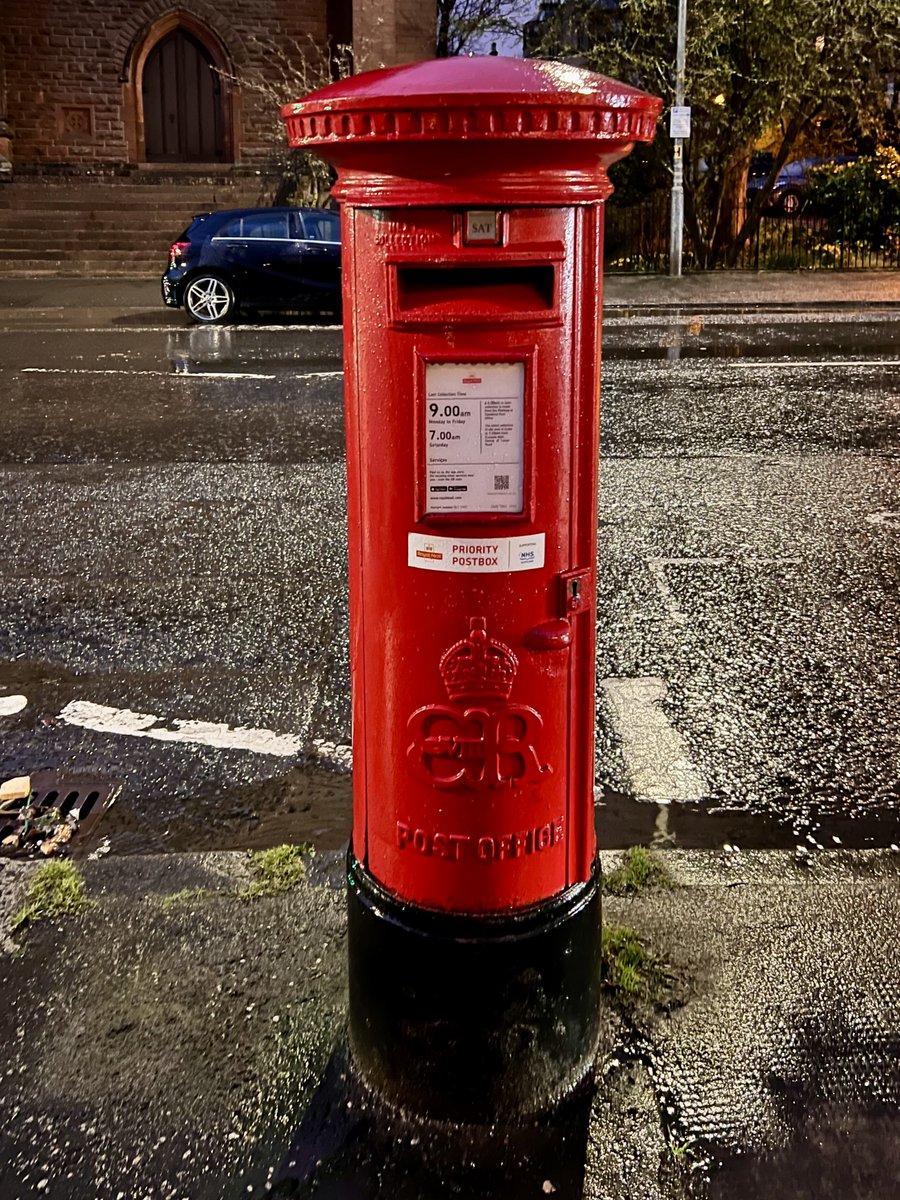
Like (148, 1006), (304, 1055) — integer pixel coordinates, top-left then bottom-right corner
(463, 210), (501, 245)
(559, 568), (592, 616)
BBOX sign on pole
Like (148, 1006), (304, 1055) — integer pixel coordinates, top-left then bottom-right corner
(669, 106), (691, 139)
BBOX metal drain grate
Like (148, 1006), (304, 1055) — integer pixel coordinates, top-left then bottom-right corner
(0, 770), (121, 857)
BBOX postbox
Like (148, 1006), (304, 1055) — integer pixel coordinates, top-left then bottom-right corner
(282, 57), (660, 1122)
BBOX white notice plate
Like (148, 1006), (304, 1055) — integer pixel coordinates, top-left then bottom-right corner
(669, 105), (692, 138)
(408, 532), (545, 574)
(425, 361), (524, 514)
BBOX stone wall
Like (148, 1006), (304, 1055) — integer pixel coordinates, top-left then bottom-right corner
(353, 0), (436, 71)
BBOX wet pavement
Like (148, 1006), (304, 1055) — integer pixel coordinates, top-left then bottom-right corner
(1, 285), (899, 855)
(0, 847), (898, 1198)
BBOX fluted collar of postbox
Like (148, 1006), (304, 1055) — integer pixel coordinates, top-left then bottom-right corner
(280, 56), (662, 205)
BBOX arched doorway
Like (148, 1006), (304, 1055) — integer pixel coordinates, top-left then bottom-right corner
(142, 28), (225, 162)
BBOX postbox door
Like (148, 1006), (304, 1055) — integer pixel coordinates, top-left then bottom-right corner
(345, 204), (602, 914)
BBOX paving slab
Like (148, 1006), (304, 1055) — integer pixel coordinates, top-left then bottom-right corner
(0, 849), (897, 1198)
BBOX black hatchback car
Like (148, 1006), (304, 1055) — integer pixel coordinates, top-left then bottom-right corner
(161, 206), (341, 323)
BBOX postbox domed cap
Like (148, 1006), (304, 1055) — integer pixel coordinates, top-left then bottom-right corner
(284, 54), (657, 109)
(281, 56), (661, 205)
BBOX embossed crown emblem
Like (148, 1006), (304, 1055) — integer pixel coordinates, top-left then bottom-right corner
(439, 617), (518, 704)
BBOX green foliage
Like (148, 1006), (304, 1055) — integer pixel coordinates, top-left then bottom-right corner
(670, 1136), (699, 1162)
(239, 843), (314, 900)
(604, 846), (674, 896)
(9, 860), (92, 933)
(537, 0), (900, 265)
(808, 148), (900, 248)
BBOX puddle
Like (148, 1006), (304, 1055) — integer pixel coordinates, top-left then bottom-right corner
(267, 1045), (595, 1200)
(81, 770), (900, 859)
(85, 763), (354, 857)
(596, 786), (900, 852)
(707, 1111), (900, 1199)
(602, 314), (900, 362)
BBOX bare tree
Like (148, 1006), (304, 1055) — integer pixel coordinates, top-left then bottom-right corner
(217, 35), (368, 207)
(435, 0), (523, 57)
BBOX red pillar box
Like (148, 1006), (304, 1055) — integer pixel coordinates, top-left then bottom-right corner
(282, 57), (660, 1122)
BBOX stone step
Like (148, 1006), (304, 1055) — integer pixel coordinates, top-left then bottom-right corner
(2, 175), (275, 191)
(0, 219), (186, 235)
(0, 202), (268, 214)
(0, 186), (276, 213)
(0, 227), (176, 245)
(0, 265), (159, 277)
(0, 196), (269, 214)
(0, 174), (284, 276)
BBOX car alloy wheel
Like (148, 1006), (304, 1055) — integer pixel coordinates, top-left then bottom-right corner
(779, 190), (803, 216)
(184, 274), (236, 324)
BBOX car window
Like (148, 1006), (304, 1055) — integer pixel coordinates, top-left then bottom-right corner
(241, 212), (290, 239)
(215, 217), (243, 238)
(299, 212), (341, 243)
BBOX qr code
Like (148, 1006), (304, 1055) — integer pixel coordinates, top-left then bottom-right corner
(494, 474), (510, 491)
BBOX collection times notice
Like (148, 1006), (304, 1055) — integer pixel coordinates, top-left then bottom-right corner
(424, 361), (525, 514)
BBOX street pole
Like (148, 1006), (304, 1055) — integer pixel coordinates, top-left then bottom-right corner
(669, 0), (687, 277)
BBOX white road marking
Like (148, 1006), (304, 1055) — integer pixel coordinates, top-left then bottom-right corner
(866, 511), (900, 526)
(0, 695), (28, 716)
(22, 367), (277, 380)
(600, 355), (900, 371)
(646, 558), (720, 623)
(599, 677), (707, 803)
(56, 699), (353, 768)
(0, 325), (343, 335)
(309, 739), (353, 771)
(668, 359), (900, 369)
(647, 557), (726, 623)
(647, 556), (801, 623)
(59, 699), (303, 756)
(171, 371), (280, 380)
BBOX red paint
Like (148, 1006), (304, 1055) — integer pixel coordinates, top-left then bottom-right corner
(282, 57), (660, 914)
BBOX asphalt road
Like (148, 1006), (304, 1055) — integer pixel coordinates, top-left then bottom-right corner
(1, 309), (898, 855)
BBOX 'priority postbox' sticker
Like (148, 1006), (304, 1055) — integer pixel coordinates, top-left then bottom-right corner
(408, 532), (545, 573)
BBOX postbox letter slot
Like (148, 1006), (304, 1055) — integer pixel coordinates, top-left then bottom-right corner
(395, 264), (555, 317)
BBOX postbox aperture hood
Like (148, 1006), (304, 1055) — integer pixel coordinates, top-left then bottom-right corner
(281, 55), (662, 205)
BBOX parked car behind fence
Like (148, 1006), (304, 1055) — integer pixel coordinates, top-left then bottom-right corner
(746, 155), (857, 216)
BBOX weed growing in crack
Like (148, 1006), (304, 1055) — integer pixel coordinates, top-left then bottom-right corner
(9, 860), (92, 933)
(603, 846), (674, 896)
(239, 843), (315, 900)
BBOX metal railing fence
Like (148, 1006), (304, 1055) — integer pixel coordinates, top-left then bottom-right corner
(604, 194), (900, 273)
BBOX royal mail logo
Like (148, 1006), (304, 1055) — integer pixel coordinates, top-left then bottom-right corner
(461, 376), (482, 384)
(416, 549), (443, 561)
(407, 617), (551, 790)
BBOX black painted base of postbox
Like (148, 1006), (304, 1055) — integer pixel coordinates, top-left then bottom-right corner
(346, 852), (602, 1124)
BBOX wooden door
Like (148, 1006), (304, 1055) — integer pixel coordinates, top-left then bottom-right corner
(143, 29), (225, 162)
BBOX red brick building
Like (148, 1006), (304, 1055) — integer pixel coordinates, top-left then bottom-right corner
(0, 1), (434, 272)
(0, 0), (434, 172)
